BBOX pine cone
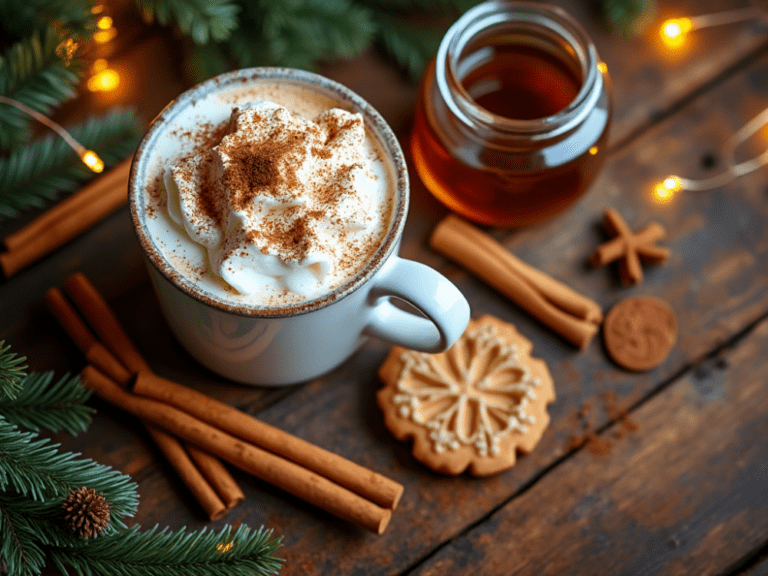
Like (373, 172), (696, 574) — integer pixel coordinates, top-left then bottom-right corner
(62, 487), (110, 538)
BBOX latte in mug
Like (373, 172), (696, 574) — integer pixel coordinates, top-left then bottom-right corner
(136, 74), (394, 312)
(130, 68), (469, 385)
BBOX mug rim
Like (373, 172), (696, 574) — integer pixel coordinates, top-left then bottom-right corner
(129, 67), (408, 319)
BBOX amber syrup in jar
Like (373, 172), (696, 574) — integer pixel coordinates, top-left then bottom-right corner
(411, 1), (611, 227)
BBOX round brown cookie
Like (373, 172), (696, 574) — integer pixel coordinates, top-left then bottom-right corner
(377, 315), (555, 476)
(603, 296), (677, 371)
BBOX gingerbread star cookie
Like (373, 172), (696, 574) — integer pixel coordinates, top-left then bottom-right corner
(591, 208), (670, 285)
(377, 315), (555, 476)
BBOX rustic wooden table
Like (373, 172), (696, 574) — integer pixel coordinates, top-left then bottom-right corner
(3, 0), (768, 574)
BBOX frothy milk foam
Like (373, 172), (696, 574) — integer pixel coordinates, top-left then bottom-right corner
(140, 79), (394, 310)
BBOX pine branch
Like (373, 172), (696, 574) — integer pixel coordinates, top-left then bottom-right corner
(1, 495), (85, 544)
(53, 524), (283, 576)
(0, 418), (138, 521)
(0, 372), (93, 435)
(374, 14), (447, 79)
(0, 0), (99, 43)
(0, 341), (27, 401)
(358, 0), (480, 11)
(182, 40), (232, 83)
(250, 0), (375, 70)
(0, 499), (48, 576)
(0, 107), (144, 219)
(0, 25), (83, 151)
(135, 0), (240, 44)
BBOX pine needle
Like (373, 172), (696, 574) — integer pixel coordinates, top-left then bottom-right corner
(0, 372), (94, 435)
(0, 25), (83, 151)
(53, 524), (284, 576)
(374, 14), (447, 79)
(135, 0), (240, 44)
(0, 0), (99, 43)
(0, 107), (144, 219)
(0, 340), (28, 401)
(0, 418), (139, 519)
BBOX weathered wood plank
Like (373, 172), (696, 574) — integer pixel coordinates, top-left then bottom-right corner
(408, 318), (768, 576)
(740, 552), (768, 576)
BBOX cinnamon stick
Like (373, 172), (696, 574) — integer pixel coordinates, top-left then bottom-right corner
(433, 215), (603, 323)
(186, 445), (245, 510)
(82, 366), (393, 534)
(45, 285), (242, 521)
(62, 272), (150, 374)
(1, 158), (131, 277)
(146, 423), (227, 521)
(133, 371), (404, 510)
(430, 215), (601, 348)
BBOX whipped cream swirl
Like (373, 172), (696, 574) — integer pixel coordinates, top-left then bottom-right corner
(164, 102), (382, 298)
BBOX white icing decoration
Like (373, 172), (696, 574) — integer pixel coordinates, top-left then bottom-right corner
(394, 323), (541, 457)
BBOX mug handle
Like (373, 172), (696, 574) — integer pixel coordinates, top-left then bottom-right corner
(364, 255), (470, 353)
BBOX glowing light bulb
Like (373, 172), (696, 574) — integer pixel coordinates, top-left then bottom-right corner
(97, 16), (113, 29)
(93, 27), (117, 43)
(87, 67), (120, 92)
(660, 18), (694, 49)
(80, 150), (104, 173)
(651, 175), (683, 204)
(597, 62), (608, 75)
(589, 146), (599, 156)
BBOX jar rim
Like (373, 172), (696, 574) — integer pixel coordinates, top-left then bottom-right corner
(436, 0), (603, 139)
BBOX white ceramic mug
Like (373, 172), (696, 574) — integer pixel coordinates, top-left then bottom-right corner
(129, 68), (470, 386)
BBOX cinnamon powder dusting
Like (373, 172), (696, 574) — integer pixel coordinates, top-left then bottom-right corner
(222, 134), (302, 210)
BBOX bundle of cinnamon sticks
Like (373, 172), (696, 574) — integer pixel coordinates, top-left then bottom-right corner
(1, 158), (132, 278)
(47, 273), (403, 534)
(430, 215), (603, 348)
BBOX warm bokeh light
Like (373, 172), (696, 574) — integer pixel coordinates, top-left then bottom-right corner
(93, 27), (117, 44)
(97, 16), (113, 29)
(589, 146), (598, 155)
(88, 59), (119, 92)
(80, 150), (104, 173)
(91, 3), (104, 13)
(651, 175), (683, 204)
(597, 62), (608, 75)
(660, 18), (694, 49)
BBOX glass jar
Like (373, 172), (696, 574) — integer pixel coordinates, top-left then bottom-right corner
(411, 0), (611, 227)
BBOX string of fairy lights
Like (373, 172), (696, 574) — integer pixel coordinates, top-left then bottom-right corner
(652, 7), (768, 204)
(1, 4), (766, 191)
(0, 2), (121, 174)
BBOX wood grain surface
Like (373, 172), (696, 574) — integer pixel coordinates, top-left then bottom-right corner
(2, 1), (768, 575)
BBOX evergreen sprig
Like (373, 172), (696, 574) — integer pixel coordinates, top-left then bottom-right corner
(0, 107), (144, 218)
(0, 418), (139, 515)
(0, 25), (83, 151)
(374, 14), (447, 81)
(53, 524), (284, 576)
(0, 0), (98, 44)
(134, 0), (240, 44)
(0, 339), (284, 576)
(0, 371), (94, 434)
(0, 340), (28, 401)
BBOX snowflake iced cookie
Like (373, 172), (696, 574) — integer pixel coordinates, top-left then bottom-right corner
(377, 315), (555, 476)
